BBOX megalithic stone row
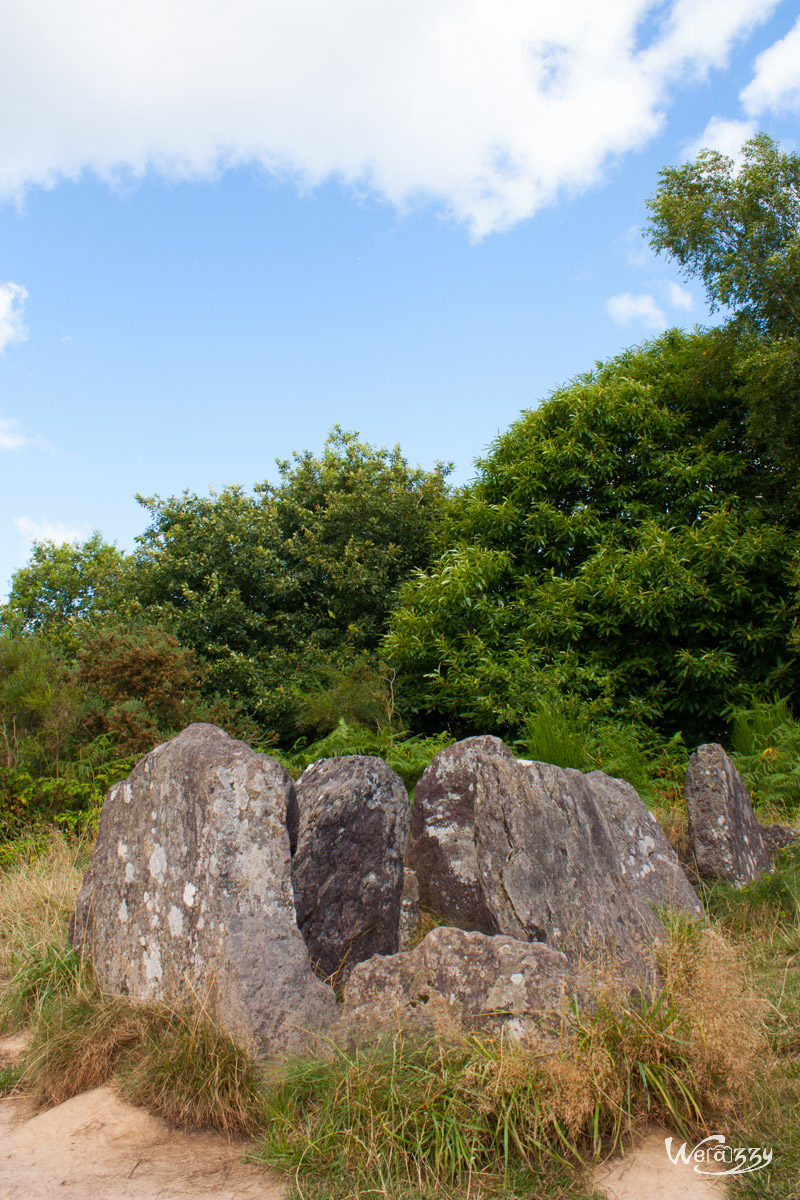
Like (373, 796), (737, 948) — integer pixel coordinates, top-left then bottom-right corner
(292, 755), (410, 982)
(70, 723), (337, 1056)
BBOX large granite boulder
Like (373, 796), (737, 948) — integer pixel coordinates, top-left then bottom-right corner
(340, 925), (590, 1041)
(475, 757), (664, 979)
(584, 771), (702, 916)
(70, 724), (336, 1055)
(398, 868), (420, 951)
(685, 744), (772, 886)
(407, 736), (513, 932)
(292, 755), (410, 981)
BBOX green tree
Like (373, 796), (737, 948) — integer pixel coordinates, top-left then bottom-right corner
(647, 132), (800, 461)
(1, 534), (134, 654)
(384, 329), (800, 742)
(136, 428), (451, 737)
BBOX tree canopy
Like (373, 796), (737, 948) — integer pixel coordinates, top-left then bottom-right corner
(384, 328), (800, 742)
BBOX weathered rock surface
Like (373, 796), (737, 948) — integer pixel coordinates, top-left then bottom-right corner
(407, 736), (513, 932)
(398, 868), (420, 951)
(584, 771), (702, 916)
(292, 755), (410, 981)
(340, 925), (590, 1040)
(685, 744), (772, 886)
(759, 822), (799, 858)
(70, 723), (336, 1055)
(475, 757), (664, 978)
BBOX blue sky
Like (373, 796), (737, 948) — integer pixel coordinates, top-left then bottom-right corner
(1, 1), (799, 599)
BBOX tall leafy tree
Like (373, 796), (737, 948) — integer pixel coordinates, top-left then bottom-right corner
(647, 132), (800, 461)
(384, 329), (800, 742)
(136, 428), (451, 736)
(0, 534), (134, 654)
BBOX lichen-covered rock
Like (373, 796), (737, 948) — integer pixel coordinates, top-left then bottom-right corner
(685, 744), (772, 886)
(70, 723), (336, 1055)
(474, 757), (664, 979)
(340, 925), (590, 1040)
(398, 868), (420, 951)
(759, 822), (799, 858)
(292, 756), (410, 981)
(407, 736), (513, 931)
(585, 771), (702, 916)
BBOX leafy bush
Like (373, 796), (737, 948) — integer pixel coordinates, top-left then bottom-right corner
(274, 719), (453, 793)
(730, 697), (800, 814)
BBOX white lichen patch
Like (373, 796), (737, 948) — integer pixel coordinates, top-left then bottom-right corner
(149, 843), (167, 881)
(168, 905), (184, 937)
(125, 862), (136, 883)
(118, 900), (128, 924)
(116, 840), (129, 859)
(143, 945), (163, 983)
(183, 881), (197, 907)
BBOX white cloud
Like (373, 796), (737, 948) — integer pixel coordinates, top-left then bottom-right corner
(741, 15), (800, 114)
(0, 281), (28, 352)
(0, 1), (782, 235)
(667, 281), (694, 310)
(0, 415), (31, 450)
(15, 516), (86, 546)
(606, 292), (667, 330)
(684, 115), (757, 162)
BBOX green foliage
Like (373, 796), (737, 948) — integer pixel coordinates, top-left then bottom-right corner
(647, 133), (800, 464)
(702, 843), (800, 936)
(647, 133), (800, 338)
(1, 943), (84, 1030)
(136, 427), (451, 739)
(275, 719), (453, 794)
(0, 533), (134, 654)
(730, 697), (800, 814)
(385, 328), (800, 743)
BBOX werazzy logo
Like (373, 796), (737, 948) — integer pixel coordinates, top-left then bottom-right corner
(664, 1134), (773, 1176)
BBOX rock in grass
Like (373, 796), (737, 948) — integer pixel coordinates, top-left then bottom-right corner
(475, 757), (665, 981)
(340, 925), (590, 1040)
(292, 755), (410, 982)
(584, 771), (702, 916)
(70, 723), (336, 1056)
(407, 735), (513, 933)
(685, 743), (772, 886)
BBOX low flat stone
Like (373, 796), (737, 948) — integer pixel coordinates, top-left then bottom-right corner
(340, 925), (590, 1040)
(70, 723), (336, 1056)
(685, 744), (772, 886)
(292, 755), (410, 981)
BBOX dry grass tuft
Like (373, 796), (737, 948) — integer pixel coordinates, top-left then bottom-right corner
(0, 831), (84, 988)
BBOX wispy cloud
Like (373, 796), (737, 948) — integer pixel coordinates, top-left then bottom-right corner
(0, 281), (28, 352)
(0, 412), (46, 452)
(15, 516), (86, 546)
(667, 282), (694, 310)
(0, 1), (782, 236)
(684, 115), (758, 164)
(606, 292), (666, 331)
(742, 15), (800, 114)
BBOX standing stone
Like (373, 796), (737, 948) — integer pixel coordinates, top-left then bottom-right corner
(292, 756), (410, 981)
(407, 736), (513, 932)
(474, 756), (664, 979)
(398, 868), (420, 951)
(685, 744), (772, 886)
(585, 771), (702, 916)
(70, 724), (336, 1056)
(340, 926), (590, 1041)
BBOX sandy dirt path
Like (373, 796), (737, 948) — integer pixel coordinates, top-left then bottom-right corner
(0, 1035), (286, 1200)
(594, 1128), (728, 1200)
